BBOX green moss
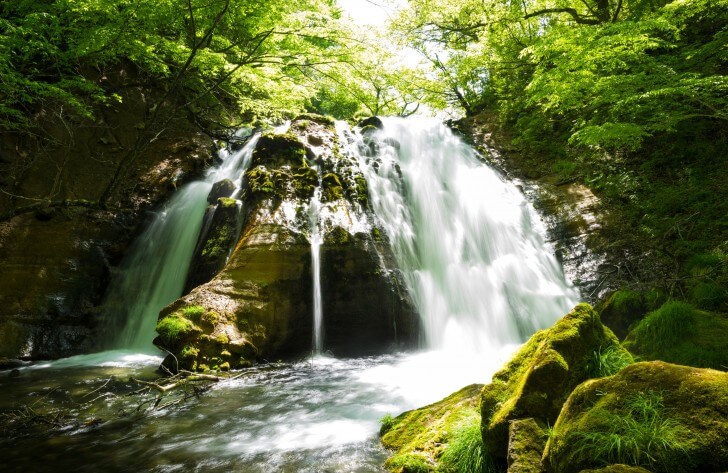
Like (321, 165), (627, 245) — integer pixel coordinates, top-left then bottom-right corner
(180, 305), (205, 321)
(480, 303), (627, 460)
(217, 197), (238, 208)
(322, 172), (345, 202)
(156, 315), (200, 347)
(544, 361), (728, 473)
(201, 310), (219, 326)
(354, 175), (369, 206)
(245, 166), (276, 197)
(218, 361), (230, 371)
(292, 166), (318, 199)
(180, 344), (199, 359)
(624, 301), (728, 369)
(385, 453), (433, 473)
(381, 384), (482, 473)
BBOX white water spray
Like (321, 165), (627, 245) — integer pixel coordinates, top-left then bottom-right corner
(106, 134), (259, 351)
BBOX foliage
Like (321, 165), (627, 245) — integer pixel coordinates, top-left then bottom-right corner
(586, 345), (634, 378)
(569, 390), (688, 469)
(438, 420), (494, 473)
(0, 0), (399, 134)
(628, 301), (697, 351)
(624, 301), (728, 369)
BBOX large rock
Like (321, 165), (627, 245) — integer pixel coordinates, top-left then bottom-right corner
(156, 118), (419, 371)
(480, 303), (629, 461)
(0, 68), (214, 359)
(543, 361), (728, 473)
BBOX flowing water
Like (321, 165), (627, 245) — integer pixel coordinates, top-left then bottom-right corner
(309, 183), (325, 355)
(105, 134), (259, 350)
(0, 118), (579, 472)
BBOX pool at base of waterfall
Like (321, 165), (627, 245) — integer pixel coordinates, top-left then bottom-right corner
(0, 348), (519, 473)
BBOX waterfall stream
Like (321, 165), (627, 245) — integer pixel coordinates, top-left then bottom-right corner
(104, 134), (259, 350)
(342, 117), (579, 353)
(2, 118), (581, 472)
(309, 183), (325, 355)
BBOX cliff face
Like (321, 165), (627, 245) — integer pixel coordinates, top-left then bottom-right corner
(0, 65), (214, 359)
(154, 116), (419, 372)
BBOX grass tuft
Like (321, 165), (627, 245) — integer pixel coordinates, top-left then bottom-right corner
(569, 390), (687, 469)
(586, 345), (634, 378)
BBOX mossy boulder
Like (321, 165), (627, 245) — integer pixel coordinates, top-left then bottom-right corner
(543, 361), (728, 473)
(156, 303), (256, 372)
(293, 113), (336, 126)
(250, 133), (307, 168)
(481, 303), (627, 461)
(381, 384), (483, 473)
(507, 418), (547, 473)
(207, 178), (236, 203)
(358, 116), (384, 130)
(623, 301), (728, 370)
(596, 289), (647, 340)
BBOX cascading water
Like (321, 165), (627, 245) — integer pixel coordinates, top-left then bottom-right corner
(309, 183), (325, 354)
(4, 117), (582, 472)
(105, 133), (260, 351)
(341, 117), (579, 356)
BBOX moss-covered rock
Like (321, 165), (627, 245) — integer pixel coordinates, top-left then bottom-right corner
(185, 197), (241, 291)
(293, 113), (336, 126)
(250, 133), (307, 168)
(381, 384), (483, 473)
(358, 116), (384, 130)
(207, 178), (236, 203)
(322, 172), (345, 202)
(543, 361), (728, 473)
(596, 289), (647, 340)
(507, 418), (546, 473)
(481, 303), (627, 461)
(623, 300), (728, 370)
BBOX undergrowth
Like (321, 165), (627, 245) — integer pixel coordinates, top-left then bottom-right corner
(570, 390), (687, 469)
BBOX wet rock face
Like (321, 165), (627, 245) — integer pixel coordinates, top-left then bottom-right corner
(321, 231), (419, 356)
(184, 197), (241, 292)
(157, 117), (420, 371)
(0, 78), (214, 359)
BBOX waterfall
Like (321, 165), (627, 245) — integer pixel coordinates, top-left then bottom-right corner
(340, 117), (580, 354)
(309, 183), (324, 354)
(105, 134), (259, 351)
